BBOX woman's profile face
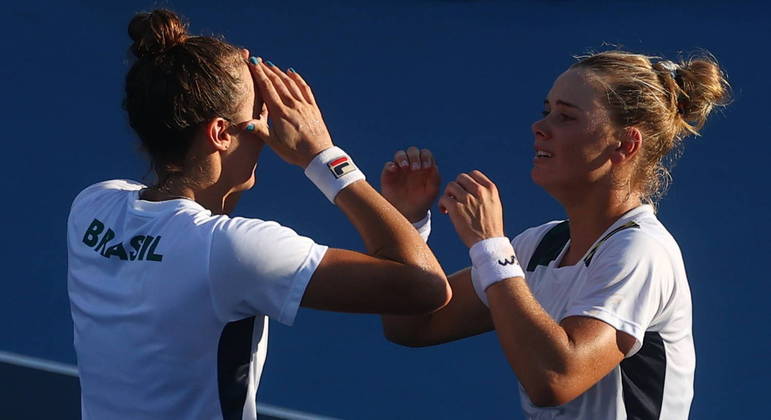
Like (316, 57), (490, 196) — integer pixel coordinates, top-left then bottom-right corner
(530, 68), (618, 197)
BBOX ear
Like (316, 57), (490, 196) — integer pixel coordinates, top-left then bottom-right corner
(610, 127), (642, 164)
(204, 117), (232, 152)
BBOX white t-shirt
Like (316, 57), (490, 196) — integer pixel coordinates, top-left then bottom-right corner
(511, 205), (694, 420)
(66, 180), (328, 420)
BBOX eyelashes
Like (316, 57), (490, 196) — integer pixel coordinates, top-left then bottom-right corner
(541, 110), (574, 122)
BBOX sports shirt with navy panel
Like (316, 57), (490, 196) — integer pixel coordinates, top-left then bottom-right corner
(512, 205), (694, 420)
(66, 179), (328, 420)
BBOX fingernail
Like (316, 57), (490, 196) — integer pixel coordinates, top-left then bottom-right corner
(249, 57), (260, 65)
(266, 60), (275, 67)
(246, 123), (255, 132)
(288, 67), (295, 73)
(411, 162), (420, 170)
(399, 160), (409, 168)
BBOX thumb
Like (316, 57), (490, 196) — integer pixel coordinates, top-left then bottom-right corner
(256, 102), (268, 120)
(240, 119), (270, 141)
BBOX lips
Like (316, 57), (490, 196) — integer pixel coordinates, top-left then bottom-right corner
(534, 147), (553, 158)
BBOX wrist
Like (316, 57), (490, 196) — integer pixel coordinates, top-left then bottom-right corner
(304, 146), (366, 203)
(405, 209), (430, 224)
(411, 210), (431, 243)
(300, 143), (335, 168)
(469, 237), (524, 305)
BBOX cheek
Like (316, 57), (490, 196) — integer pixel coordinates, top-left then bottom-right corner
(225, 138), (263, 177)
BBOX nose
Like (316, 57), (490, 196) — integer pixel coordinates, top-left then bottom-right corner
(531, 118), (549, 140)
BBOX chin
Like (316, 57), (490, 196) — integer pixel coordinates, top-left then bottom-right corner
(531, 167), (548, 188)
(531, 167), (565, 198)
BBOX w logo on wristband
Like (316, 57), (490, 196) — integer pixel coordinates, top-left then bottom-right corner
(498, 255), (518, 266)
(328, 156), (357, 179)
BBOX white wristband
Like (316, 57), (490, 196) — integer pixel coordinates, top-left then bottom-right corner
(304, 146), (366, 203)
(469, 237), (524, 306)
(470, 267), (489, 307)
(411, 210), (431, 243)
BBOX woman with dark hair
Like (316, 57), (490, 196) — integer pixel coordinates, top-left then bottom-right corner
(381, 51), (729, 419)
(66, 9), (449, 419)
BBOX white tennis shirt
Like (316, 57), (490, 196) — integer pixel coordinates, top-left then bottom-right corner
(66, 180), (328, 420)
(510, 205), (694, 419)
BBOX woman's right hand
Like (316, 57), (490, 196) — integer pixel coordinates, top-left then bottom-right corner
(380, 147), (440, 222)
(245, 58), (333, 168)
(438, 170), (505, 248)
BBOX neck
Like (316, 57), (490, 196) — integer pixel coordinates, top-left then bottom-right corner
(143, 174), (241, 215)
(557, 186), (641, 264)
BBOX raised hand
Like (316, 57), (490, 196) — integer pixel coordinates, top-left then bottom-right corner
(439, 170), (505, 248)
(380, 147), (440, 222)
(244, 58), (333, 167)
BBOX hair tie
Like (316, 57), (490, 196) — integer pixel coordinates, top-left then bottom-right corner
(658, 60), (686, 115)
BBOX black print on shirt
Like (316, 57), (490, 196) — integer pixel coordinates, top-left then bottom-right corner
(82, 218), (164, 262)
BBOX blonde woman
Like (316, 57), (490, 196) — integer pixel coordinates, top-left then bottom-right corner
(381, 51), (729, 419)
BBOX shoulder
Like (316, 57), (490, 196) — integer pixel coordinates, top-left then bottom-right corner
(71, 179), (144, 208)
(593, 210), (681, 268)
(513, 220), (566, 247)
(212, 216), (299, 239)
(512, 220), (568, 271)
(210, 216), (316, 254)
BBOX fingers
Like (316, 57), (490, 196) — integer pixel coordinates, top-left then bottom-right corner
(445, 181), (470, 203)
(468, 170), (496, 190)
(394, 150), (409, 169)
(438, 195), (451, 215)
(257, 102), (268, 120)
(420, 148), (434, 169)
(455, 173), (483, 197)
(287, 69), (316, 105)
(263, 62), (305, 104)
(240, 118), (270, 140)
(248, 58), (286, 115)
(392, 147), (435, 171)
(440, 171), (494, 208)
(453, 171), (498, 200)
(250, 59), (296, 108)
(406, 147), (421, 170)
(383, 160), (398, 174)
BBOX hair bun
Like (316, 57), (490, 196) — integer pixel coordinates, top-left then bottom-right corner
(128, 9), (189, 59)
(674, 57), (730, 132)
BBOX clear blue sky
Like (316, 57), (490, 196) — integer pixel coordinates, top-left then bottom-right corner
(1, 1), (768, 418)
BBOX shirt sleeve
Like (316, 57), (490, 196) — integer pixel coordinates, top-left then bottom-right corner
(561, 231), (671, 357)
(208, 217), (328, 326)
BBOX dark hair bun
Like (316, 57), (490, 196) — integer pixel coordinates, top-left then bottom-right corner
(128, 9), (189, 59)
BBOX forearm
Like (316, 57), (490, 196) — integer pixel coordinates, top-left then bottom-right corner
(486, 279), (582, 405)
(335, 180), (441, 273)
(381, 268), (494, 346)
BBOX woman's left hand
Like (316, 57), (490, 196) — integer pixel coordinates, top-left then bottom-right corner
(439, 170), (505, 248)
(380, 147), (441, 223)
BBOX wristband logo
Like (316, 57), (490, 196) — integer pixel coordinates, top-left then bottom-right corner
(498, 255), (518, 266)
(328, 156), (357, 179)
